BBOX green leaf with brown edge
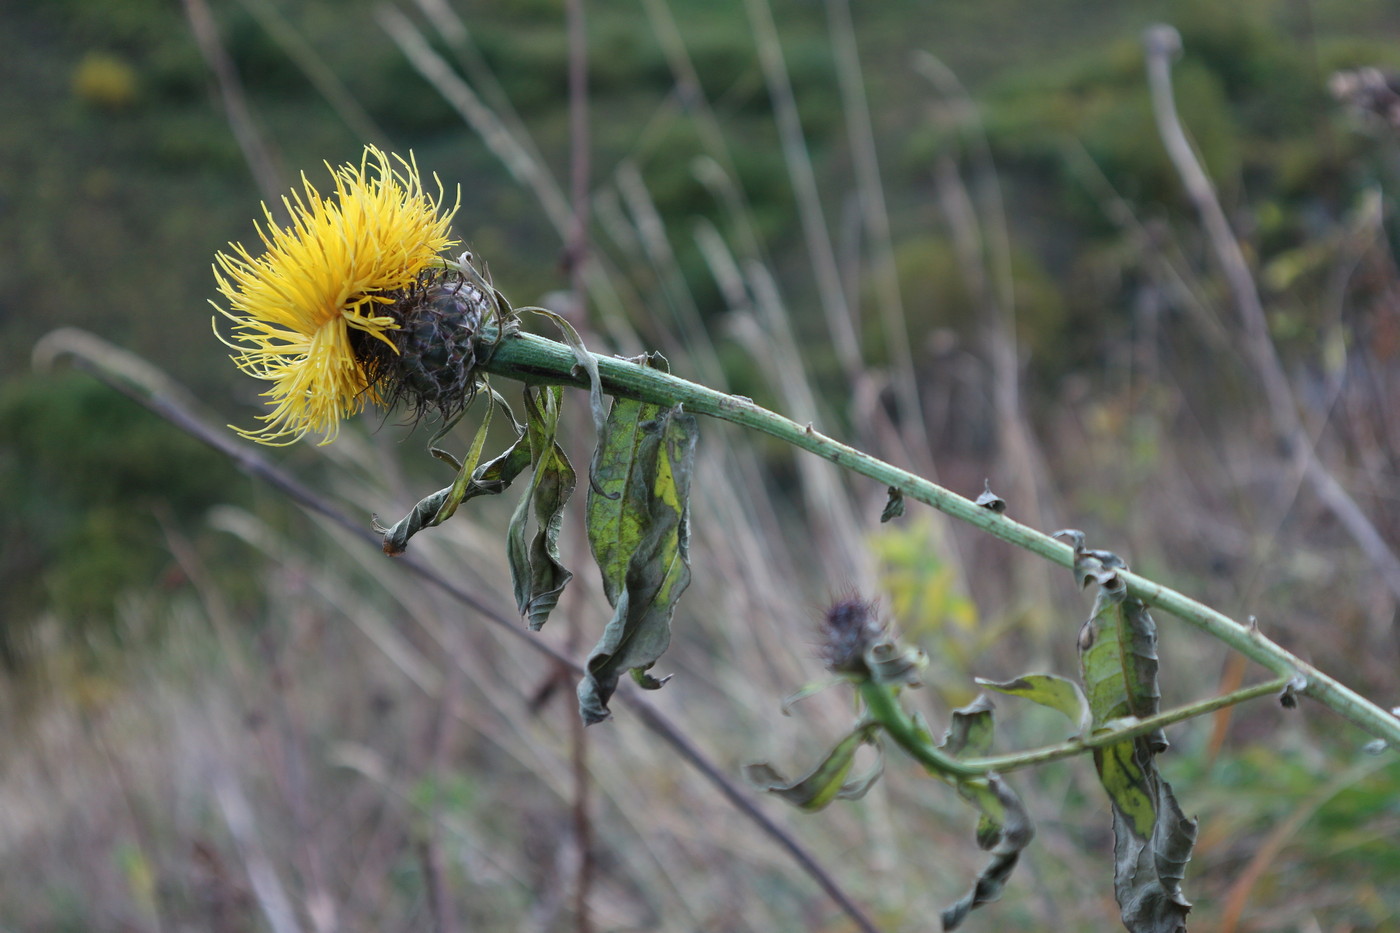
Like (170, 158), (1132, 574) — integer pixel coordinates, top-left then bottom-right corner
(506, 385), (575, 631)
(745, 725), (882, 810)
(1059, 530), (1166, 751)
(1113, 774), (1197, 933)
(584, 356), (668, 607)
(1059, 530), (1196, 933)
(577, 401), (697, 724)
(977, 673), (1091, 735)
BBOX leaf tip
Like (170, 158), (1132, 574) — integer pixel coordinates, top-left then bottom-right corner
(880, 486), (906, 523)
(975, 479), (1006, 514)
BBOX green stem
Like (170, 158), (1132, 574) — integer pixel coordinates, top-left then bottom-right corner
(854, 681), (978, 779)
(480, 330), (1400, 749)
(962, 676), (1293, 775)
(858, 675), (1291, 779)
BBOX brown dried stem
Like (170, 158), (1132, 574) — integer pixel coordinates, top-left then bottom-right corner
(1143, 24), (1400, 605)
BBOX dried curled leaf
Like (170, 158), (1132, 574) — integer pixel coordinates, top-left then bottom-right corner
(376, 399), (532, 556)
(746, 725), (883, 810)
(1057, 530), (1167, 753)
(506, 386), (576, 631)
(941, 695), (996, 758)
(1114, 776), (1197, 933)
(931, 697), (1035, 929)
(865, 639), (928, 688)
(1279, 674), (1307, 709)
(941, 772), (1035, 930)
(975, 479), (1006, 514)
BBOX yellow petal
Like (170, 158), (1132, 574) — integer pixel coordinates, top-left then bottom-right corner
(213, 146), (459, 445)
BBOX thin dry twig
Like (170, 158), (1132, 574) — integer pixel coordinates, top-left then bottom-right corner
(422, 634), (464, 933)
(745, 0), (863, 381)
(214, 772), (304, 933)
(565, 4), (596, 928)
(181, 0), (286, 206)
(1217, 755), (1390, 933)
(378, 3), (638, 348)
(825, 0), (930, 465)
(236, 0), (390, 148)
(419, 832), (459, 933)
(1144, 24), (1400, 606)
(41, 330), (884, 933)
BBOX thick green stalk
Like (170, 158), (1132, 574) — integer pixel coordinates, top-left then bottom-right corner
(854, 681), (978, 779)
(481, 330), (1400, 749)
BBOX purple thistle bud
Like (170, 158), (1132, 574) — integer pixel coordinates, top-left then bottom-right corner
(822, 597), (886, 676)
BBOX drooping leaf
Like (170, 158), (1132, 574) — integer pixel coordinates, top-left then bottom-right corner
(1062, 531), (1167, 753)
(577, 398), (697, 724)
(848, 681), (1031, 927)
(746, 726), (882, 810)
(941, 772), (1035, 931)
(913, 697), (1035, 930)
(1059, 530), (1196, 933)
(1113, 777), (1198, 933)
(835, 745), (887, 802)
(506, 386), (575, 631)
(977, 673), (1091, 735)
(584, 369), (664, 606)
(1095, 736), (1159, 838)
(377, 402), (531, 556)
(462, 432), (533, 498)
(430, 392), (498, 525)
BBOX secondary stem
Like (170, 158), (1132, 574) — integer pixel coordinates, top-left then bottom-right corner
(479, 329), (1400, 749)
(963, 677), (1293, 775)
(859, 676), (1293, 778)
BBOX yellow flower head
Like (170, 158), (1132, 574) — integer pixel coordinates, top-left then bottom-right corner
(213, 146), (460, 445)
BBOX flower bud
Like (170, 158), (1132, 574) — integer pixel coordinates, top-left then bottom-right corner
(821, 597), (887, 676)
(352, 265), (500, 426)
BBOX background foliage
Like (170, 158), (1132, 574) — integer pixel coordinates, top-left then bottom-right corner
(3, 0), (1400, 929)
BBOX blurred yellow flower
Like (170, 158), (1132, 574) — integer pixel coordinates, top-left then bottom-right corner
(213, 146), (458, 445)
(72, 52), (139, 110)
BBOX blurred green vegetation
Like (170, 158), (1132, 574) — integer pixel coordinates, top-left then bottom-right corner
(7, 0), (1391, 387)
(4, 0), (1400, 927)
(3, 0), (1396, 681)
(0, 373), (252, 661)
(3, 0), (1397, 680)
